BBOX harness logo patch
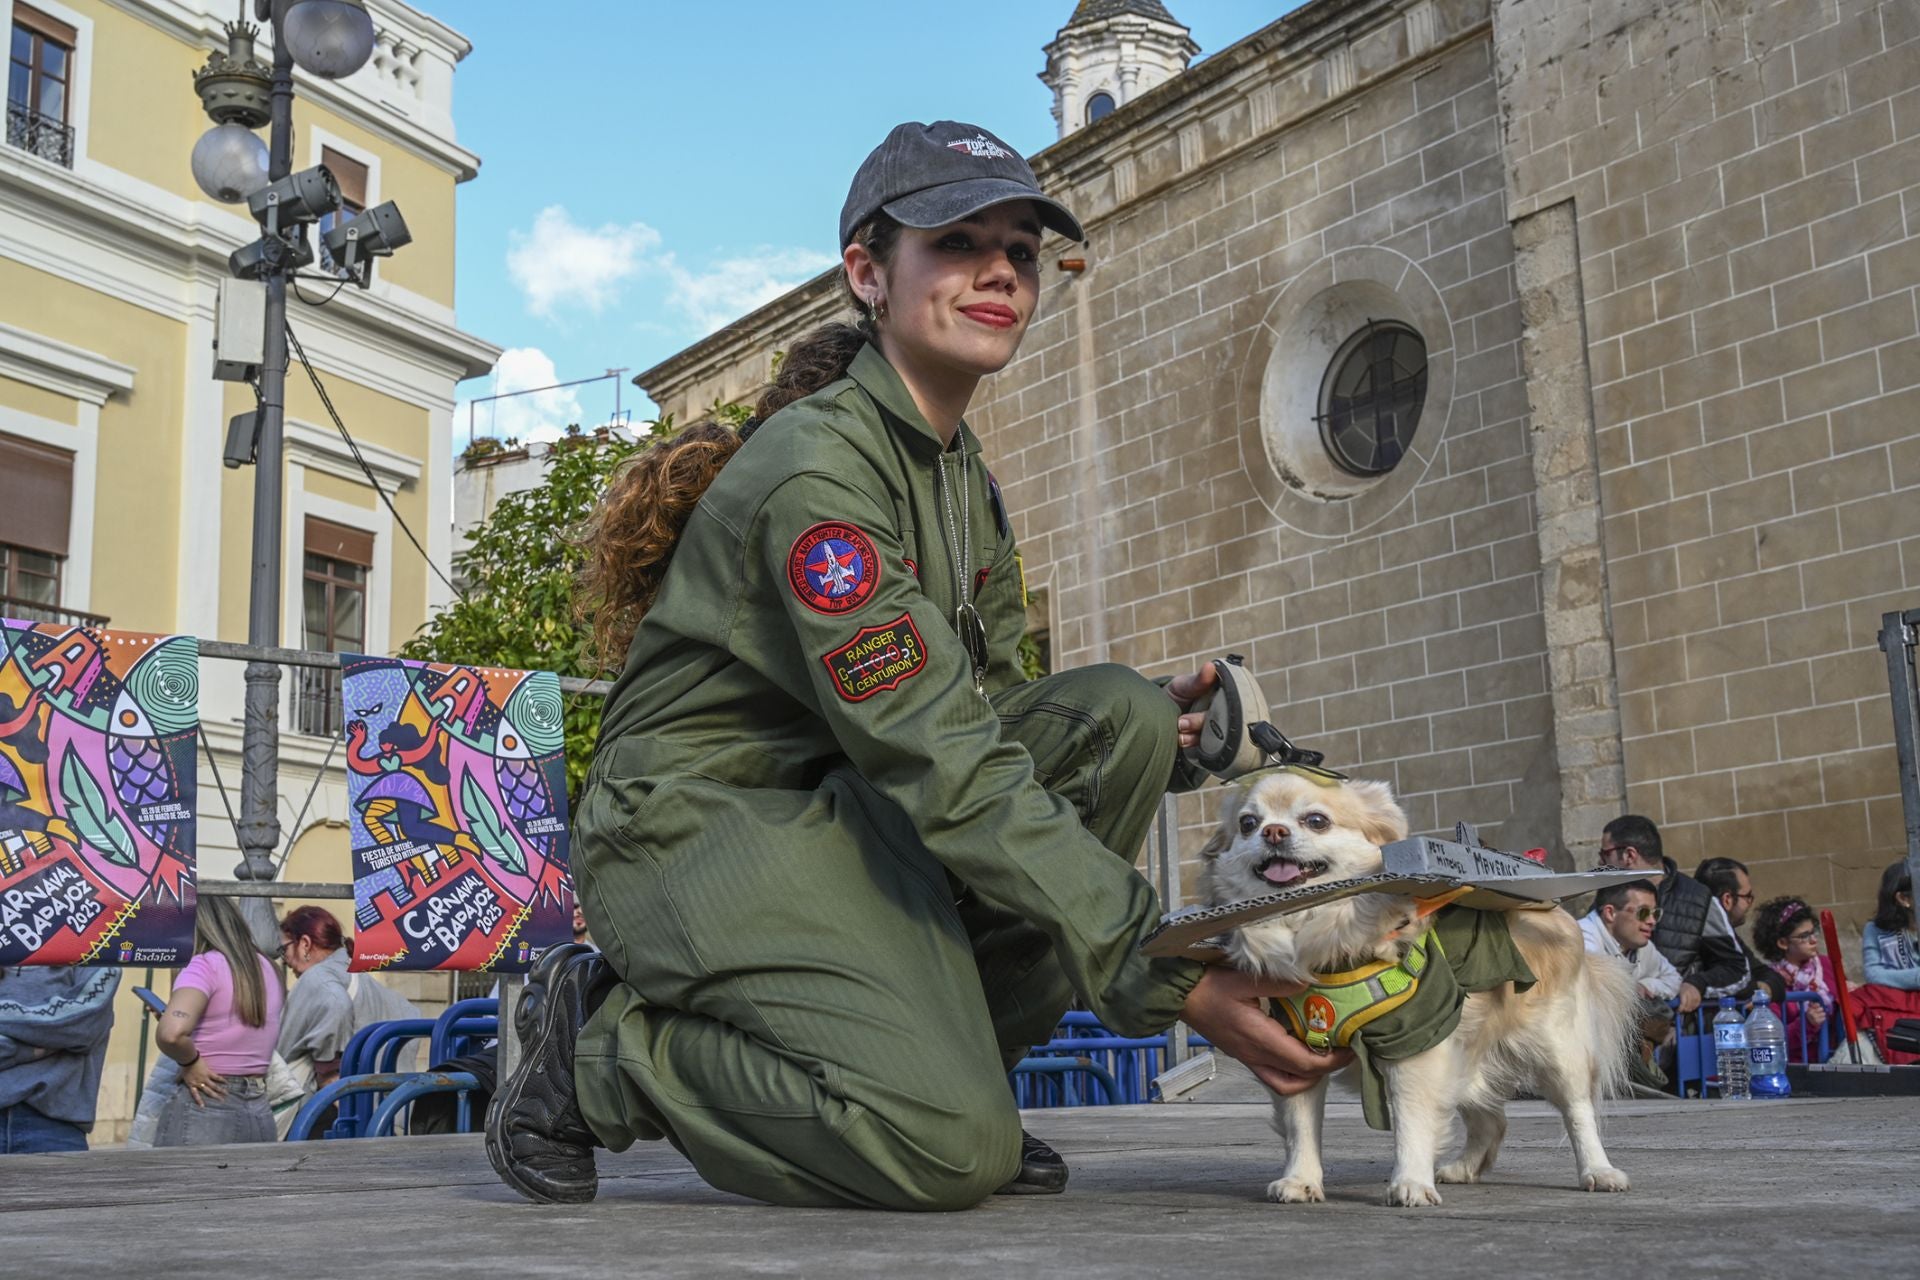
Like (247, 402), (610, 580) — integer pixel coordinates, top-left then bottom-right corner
(822, 613), (927, 702)
(788, 522), (881, 615)
(947, 134), (1012, 159)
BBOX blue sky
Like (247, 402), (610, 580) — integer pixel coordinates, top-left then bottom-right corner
(446, 2), (1299, 440)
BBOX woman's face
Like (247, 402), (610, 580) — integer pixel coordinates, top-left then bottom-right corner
(859, 200), (1044, 385)
(283, 934), (322, 974)
(1780, 917), (1820, 965)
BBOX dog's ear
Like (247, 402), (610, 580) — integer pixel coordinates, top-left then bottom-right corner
(1201, 786), (1244, 859)
(1348, 780), (1409, 846)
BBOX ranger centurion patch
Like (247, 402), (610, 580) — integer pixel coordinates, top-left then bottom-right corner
(822, 613), (928, 702)
(788, 521), (881, 615)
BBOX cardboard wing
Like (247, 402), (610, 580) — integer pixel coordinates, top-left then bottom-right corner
(1139, 867), (1660, 960)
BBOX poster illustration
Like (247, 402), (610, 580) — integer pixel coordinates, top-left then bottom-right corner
(0, 620), (198, 966)
(339, 654), (574, 973)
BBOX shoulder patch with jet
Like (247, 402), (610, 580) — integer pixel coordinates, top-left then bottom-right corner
(788, 521), (880, 615)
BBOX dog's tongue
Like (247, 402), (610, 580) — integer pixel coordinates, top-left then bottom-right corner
(1261, 861), (1305, 885)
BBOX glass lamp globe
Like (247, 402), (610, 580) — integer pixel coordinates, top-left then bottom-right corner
(283, 0), (376, 80)
(191, 122), (270, 203)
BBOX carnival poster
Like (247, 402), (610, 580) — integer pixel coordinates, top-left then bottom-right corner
(339, 654), (574, 973)
(0, 620), (198, 966)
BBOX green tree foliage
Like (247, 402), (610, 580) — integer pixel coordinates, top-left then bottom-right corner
(401, 428), (644, 797)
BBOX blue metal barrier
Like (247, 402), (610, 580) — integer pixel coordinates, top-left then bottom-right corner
(1010, 1056), (1118, 1106)
(1009, 1013), (1213, 1108)
(288, 1072), (478, 1141)
(292, 1000), (501, 1139)
(368, 1072), (481, 1137)
(430, 998), (500, 1065)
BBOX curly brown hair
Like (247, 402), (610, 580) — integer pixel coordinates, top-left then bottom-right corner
(574, 421), (743, 672)
(1752, 895), (1816, 959)
(573, 215), (906, 672)
(755, 214), (902, 420)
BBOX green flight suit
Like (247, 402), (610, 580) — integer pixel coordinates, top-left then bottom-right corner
(571, 344), (1206, 1211)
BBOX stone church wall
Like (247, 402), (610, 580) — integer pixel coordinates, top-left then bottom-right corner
(1496, 0), (1920, 918)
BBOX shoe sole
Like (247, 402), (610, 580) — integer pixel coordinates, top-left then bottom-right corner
(484, 950), (599, 1205)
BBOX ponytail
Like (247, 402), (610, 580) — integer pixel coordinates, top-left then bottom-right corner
(575, 213), (906, 671)
(575, 422), (744, 672)
(757, 212), (904, 420)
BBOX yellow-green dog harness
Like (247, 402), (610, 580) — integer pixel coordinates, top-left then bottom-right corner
(1273, 927), (1440, 1053)
(1268, 906), (1537, 1130)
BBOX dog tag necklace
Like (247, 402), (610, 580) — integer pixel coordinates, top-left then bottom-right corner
(937, 444), (989, 698)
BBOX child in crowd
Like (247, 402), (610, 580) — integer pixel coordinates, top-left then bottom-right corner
(1857, 862), (1920, 1065)
(1752, 896), (1834, 1064)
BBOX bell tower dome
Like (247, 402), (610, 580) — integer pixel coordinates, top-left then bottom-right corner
(1039, 1), (1199, 139)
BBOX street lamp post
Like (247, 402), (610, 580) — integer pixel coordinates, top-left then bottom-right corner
(190, 0), (381, 946)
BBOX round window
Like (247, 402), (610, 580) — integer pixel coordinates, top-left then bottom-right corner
(1086, 92), (1116, 124)
(1316, 321), (1428, 477)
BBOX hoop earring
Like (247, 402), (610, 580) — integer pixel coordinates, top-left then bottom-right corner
(869, 295), (887, 325)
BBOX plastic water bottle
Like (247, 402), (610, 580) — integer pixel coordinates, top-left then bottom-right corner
(1746, 993), (1792, 1098)
(1713, 998), (1750, 1100)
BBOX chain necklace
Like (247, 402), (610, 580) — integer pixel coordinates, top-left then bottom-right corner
(936, 443), (989, 697)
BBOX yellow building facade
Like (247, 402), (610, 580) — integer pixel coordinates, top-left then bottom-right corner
(1, 0), (498, 1140)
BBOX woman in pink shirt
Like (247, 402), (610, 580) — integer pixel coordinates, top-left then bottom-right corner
(154, 896), (284, 1146)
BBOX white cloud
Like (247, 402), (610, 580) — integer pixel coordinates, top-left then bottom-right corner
(459, 347), (583, 446)
(503, 204), (834, 338)
(658, 247), (839, 336)
(507, 206), (661, 320)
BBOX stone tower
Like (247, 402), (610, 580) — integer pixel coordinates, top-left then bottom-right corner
(1039, 1), (1199, 139)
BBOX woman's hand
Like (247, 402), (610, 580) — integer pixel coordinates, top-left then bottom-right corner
(180, 1057), (228, 1108)
(1165, 662), (1219, 751)
(1806, 1002), (1827, 1028)
(1179, 966), (1353, 1096)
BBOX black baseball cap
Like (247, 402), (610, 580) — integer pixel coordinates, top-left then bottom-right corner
(839, 121), (1085, 249)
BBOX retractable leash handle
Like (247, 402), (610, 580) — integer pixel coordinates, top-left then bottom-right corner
(1182, 654), (1336, 782)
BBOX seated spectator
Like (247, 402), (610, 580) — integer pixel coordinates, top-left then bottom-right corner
(1856, 861), (1920, 1066)
(1580, 879), (1678, 1088)
(1751, 896), (1833, 1063)
(0, 964), (121, 1154)
(1598, 816), (1748, 1014)
(1694, 857), (1787, 1006)
(277, 905), (418, 1091)
(154, 896), (284, 1146)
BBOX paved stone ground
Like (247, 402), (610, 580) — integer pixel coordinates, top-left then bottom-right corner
(4, 1096), (1913, 1278)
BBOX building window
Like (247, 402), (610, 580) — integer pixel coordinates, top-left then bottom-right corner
(317, 146), (368, 274)
(6, 3), (76, 168)
(0, 434), (74, 622)
(1316, 320), (1428, 477)
(1085, 91), (1116, 124)
(297, 517), (372, 737)
(0, 542), (60, 606)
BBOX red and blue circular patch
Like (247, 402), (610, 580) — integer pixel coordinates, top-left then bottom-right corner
(787, 521), (881, 615)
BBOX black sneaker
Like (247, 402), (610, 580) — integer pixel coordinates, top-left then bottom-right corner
(993, 1129), (1069, 1195)
(485, 942), (615, 1204)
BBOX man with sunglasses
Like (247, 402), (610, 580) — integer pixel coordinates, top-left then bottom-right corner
(1580, 880), (1681, 1089)
(1581, 881), (1682, 1000)
(1597, 815), (1748, 1014)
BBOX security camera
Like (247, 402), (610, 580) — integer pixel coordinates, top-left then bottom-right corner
(246, 164), (340, 234)
(322, 201), (412, 287)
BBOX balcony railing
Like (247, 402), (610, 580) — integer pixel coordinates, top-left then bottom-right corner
(292, 665), (344, 739)
(0, 595), (108, 628)
(5, 103), (75, 169)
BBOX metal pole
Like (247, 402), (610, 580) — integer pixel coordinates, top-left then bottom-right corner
(1876, 609), (1920, 938)
(232, 3), (293, 951)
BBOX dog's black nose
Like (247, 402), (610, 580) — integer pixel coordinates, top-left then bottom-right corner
(1262, 823), (1290, 846)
